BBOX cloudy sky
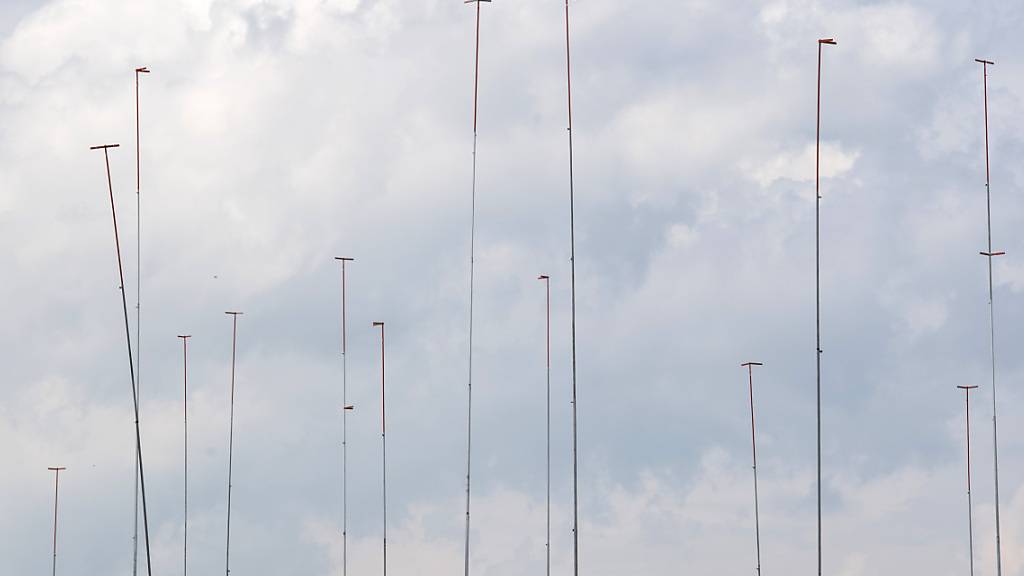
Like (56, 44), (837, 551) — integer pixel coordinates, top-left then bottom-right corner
(1, 0), (1023, 574)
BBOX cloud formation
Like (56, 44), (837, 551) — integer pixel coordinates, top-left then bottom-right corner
(0, 1), (1023, 575)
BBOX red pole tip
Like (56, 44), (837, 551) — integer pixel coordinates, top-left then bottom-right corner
(819, 38), (837, 45)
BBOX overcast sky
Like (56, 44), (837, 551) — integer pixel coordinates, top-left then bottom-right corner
(1, 0), (1023, 574)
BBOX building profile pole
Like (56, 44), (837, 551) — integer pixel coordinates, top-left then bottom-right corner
(742, 362), (765, 576)
(224, 311), (243, 576)
(48, 467), (67, 576)
(373, 322), (387, 576)
(91, 143), (153, 576)
(974, 57), (1004, 576)
(958, 385), (979, 576)
(131, 65), (149, 576)
(462, 3), (491, 576)
(815, 37), (836, 576)
(564, 3), (582, 574)
(336, 257), (355, 576)
(178, 334), (191, 576)
(538, 275), (551, 576)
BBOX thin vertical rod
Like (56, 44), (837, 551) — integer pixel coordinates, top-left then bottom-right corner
(744, 363), (763, 576)
(815, 42), (822, 576)
(814, 39), (830, 576)
(564, 3), (580, 575)
(92, 143), (153, 576)
(539, 275), (551, 576)
(337, 257), (355, 576)
(344, 263), (349, 576)
(49, 467), (65, 576)
(959, 386), (978, 576)
(464, 3), (486, 576)
(374, 322), (387, 576)
(179, 335), (191, 576)
(132, 66), (146, 576)
(225, 312), (241, 576)
(977, 59), (1003, 576)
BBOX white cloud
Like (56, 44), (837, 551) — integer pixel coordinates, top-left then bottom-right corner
(744, 142), (860, 189)
(1, 1), (1023, 575)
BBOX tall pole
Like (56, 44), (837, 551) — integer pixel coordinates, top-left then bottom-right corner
(336, 257), (356, 576)
(179, 335), (191, 576)
(373, 322), (387, 576)
(463, 3), (490, 576)
(958, 385), (979, 576)
(815, 38), (836, 576)
(538, 275), (551, 576)
(91, 143), (153, 576)
(48, 467), (67, 576)
(742, 362), (765, 576)
(564, 3), (581, 575)
(132, 65), (149, 576)
(224, 311), (243, 576)
(975, 57), (1004, 576)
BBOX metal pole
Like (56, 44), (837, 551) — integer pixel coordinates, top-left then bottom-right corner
(49, 467), (67, 576)
(562, 4), (582, 575)
(224, 311), (243, 576)
(132, 65), (149, 576)
(974, 57), (1003, 576)
(373, 322), (386, 576)
(179, 335), (191, 576)
(742, 362), (764, 576)
(815, 38), (836, 576)
(463, 3), (490, 576)
(336, 257), (356, 576)
(538, 275), (551, 576)
(958, 385), (979, 576)
(90, 143), (153, 576)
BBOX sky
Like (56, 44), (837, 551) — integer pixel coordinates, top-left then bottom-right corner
(1, 0), (1023, 574)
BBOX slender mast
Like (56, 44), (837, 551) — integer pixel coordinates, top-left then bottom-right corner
(463, 3), (490, 576)
(224, 311), (243, 576)
(974, 57), (1003, 576)
(564, 3), (581, 574)
(958, 385), (979, 576)
(336, 257), (356, 576)
(539, 275), (551, 576)
(49, 467), (66, 576)
(132, 65), (149, 576)
(91, 143), (154, 576)
(815, 38), (836, 576)
(742, 362), (764, 576)
(373, 322), (387, 576)
(179, 335), (191, 576)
